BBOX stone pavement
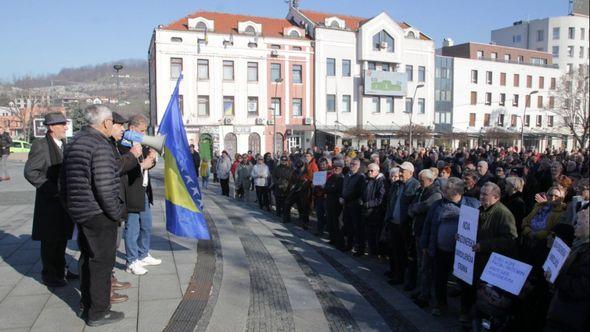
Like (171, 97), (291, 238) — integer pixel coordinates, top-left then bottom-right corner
(0, 159), (457, 332)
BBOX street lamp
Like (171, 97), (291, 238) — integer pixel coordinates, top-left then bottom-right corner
(521, 90), (538, 152)
(272, 77), (283, 157)
(408, 82), (425, 149)
(113, 64), (124, 108)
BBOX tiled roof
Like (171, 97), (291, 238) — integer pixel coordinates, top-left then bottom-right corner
(162, 11), (304, 38)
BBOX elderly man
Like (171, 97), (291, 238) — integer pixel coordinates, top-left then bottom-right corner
(476, 160), (494, 188)
(341, 158), (365, 252)
(63, 105), (125, 326)
(24, 113), (75, 287)
(385, 161), (420, 285)
(325, 159), (345, 249)
(361, 163), (387, 256)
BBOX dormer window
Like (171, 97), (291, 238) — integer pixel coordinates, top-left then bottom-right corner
(325, 17), (345, 30)
(330, 21), (341, 29)
(373, 30), (394, 52)
(245, 25), (256, 36)
(289, 30), (301, 38)
(195, 22), (208, 32)
(407, 31), (417, 39)
(171, 37), (183, 43)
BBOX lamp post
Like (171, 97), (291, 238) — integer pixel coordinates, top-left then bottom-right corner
(408, 82), (425, 149)
(272, 78), (283, 157)
(521, 90), (538, 152)
(113, 64), (123, 108)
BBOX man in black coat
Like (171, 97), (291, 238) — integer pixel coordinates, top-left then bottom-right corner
(325, 159), (345, 249)
(24, 112), (74, 287)
(63, 105), (125, 326)
(271, 156), (293, 217)
(341, 158), (365, 252)
(189, 144), (200, 172)
(362, 163), (387, 257)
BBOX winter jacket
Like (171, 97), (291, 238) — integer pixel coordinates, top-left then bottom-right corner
(305, 158), (319, 182)
(216, 155), (231, 180)
(342, 172), (365, 206)
(362, 173), (387, 219)
(0, 132), (12, 156)
(62, 126), (123, 223)
(251, 163), (270, 187)
(521, 201), (567, 241)
(384, 176), (420, 225)
(235, 163), (252, 192)
(409, 184), (443, 238)
(118, 144), (151, 213)
(271, 164), (293, 197)
(476, 171), (495, 188)
(200, 161), (210, 178)
(501, 192), (527, 235)
(325, 172), (344, 206)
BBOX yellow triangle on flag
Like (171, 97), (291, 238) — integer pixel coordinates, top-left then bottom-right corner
(163, 147), (199, 213)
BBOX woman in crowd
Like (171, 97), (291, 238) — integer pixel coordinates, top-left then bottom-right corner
(251, 155), (271, 211)
(502, 176), (527, 235)
(199, 158), (210, 189)
(235, 154), (251, 201)
(216, 151), (232, 196)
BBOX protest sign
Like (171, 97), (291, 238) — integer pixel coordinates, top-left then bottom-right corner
(313, 171), (327, 186)
(480, 252), (532, 296)
(453, 205), (479, 285)
(542, 237), (571, 283)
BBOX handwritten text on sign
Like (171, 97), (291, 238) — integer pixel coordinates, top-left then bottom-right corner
(542, 237), (571, 284)
(480, 252), (532, 296)
(453, 205), (479, 285)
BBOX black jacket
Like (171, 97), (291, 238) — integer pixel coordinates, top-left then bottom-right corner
(342, 172), (365, 206)
(362, 173), (387, 221)
(325, 172), (344, 206)
(476, 171), (495, 188)
(271, 164), (293, 196)
(63, 126), (123, 223)
(0, 132), (12, 156)
(111, 139), (138, 219)
(118, 144), (153, 212)
(501, 192), (526, 235)
(409, 184), (443, 238)
(385, 177), (420, 224)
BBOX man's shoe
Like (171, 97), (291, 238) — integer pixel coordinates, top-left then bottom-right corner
(126, 261), (148, 275)
(431, 307), (441, 316)
(43, 278), (67, 288)
(65, 271), (79, 280)
(111, 279), (131, 290)
(86, 310), (125, 327)
(110, 292), (129, 304)
(139, 254), (161, 266)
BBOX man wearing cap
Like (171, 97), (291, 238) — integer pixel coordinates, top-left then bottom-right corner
(384, 161), (420, 285)
(24, 112), (75, 287)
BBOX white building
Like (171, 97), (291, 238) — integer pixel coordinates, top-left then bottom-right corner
(491, 14), (589, 74)
(287, 8), (435, 149)
(436, 42), (570, 151)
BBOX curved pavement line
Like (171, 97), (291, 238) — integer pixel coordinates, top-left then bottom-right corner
(163, 210), (222, 332)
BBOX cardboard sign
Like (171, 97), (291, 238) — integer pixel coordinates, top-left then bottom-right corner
(542, 237), (571, 284)
(312, 171), (327, 186)
(453, 205), (479, 285)
(481, 252), (532, 296)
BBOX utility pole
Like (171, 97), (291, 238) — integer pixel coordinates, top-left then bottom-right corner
(521, 90), (538, 152)
(408, 82), (424, 149)
(272, 78), (283, 157)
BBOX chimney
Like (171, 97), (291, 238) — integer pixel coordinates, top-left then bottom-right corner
(443, 38), (454, 47)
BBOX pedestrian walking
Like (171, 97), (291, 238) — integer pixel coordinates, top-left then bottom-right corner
(0, 125), (12, 181)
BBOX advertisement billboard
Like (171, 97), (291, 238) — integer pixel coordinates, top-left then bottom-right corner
(364, 70), (407, 97)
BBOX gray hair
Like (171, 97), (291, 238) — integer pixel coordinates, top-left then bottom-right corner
(368, 163), (379, 171)
(443, 177), (465, 197)
(505, 176), (525, 193)
(481, 182), (501, 198)
(370, 153), (379, 160)
(129, 114), (148, 127)
(419, 169), (435, 180)
(84, 105), (112, 126)
(390, 167), (400, 175)
(477, 160), (488, 168)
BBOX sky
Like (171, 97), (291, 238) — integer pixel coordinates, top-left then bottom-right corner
(0, 0), (569, 81)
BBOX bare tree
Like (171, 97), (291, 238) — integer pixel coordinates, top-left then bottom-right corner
(550, 64), (589, 149)
(8, 91), (41, 142)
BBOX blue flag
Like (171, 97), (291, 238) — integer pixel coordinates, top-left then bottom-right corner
(157, 75), (210, 239)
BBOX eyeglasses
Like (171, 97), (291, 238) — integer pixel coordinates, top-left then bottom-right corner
(368, 169), (377, 173)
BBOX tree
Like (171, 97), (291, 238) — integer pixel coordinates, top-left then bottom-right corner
(7, 92), (41, 142)
(67, 107), (88, 132)
(550, 64), (589, 149)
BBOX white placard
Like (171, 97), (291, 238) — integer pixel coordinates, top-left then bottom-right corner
(312, 171), (327, 186)
(542, 237), (571, 283)
(453, 205), (479, 285)
(480, 252), (532, 296)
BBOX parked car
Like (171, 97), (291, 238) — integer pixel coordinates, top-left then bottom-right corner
(11, 140), (31, 153)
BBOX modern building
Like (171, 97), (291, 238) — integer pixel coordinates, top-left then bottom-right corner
(149, 11), (314, 159)
(287, 8), (436, 149)
(490, 14), (589, 74)
(435, 42), (570, 150)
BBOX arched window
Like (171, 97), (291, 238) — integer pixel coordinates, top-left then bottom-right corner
(274, 133), (284, 155)
(248, 133), (261, 155)
(372, 30), (395, 52)
(223, 133), (237, 158)
(195, 22), (208, 32)
(407, 31), (417, 39)
(329, 21), (341, 29)
(244, 25), (256, 35)
(289, 30), (300, 38)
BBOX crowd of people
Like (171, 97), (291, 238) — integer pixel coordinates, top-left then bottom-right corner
(201, 143), (589, 331)
(23, 106), (161, 326)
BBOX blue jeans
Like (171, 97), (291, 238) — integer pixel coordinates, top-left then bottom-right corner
(201, 176), (209, 189)
(124, 194), (152, 264)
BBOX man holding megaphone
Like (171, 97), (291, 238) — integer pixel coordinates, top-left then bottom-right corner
(117, 114), (161, 275)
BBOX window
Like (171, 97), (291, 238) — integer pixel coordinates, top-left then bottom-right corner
(373, 30), (395, 52)
(179, 95), (183, 115)
(271, 63), (281, 81)
(498, 114), (505, 127)
(368, 62), (376, 70)
(197, 96), (209, 116)
(342, 95), (351, 113)
(550, 77), (556, 90)
(247, 97), (258, 115)
(292, 64), (302, 83)
(382, 63), (390, 72)
(289, 30), (300, 38)
(580, 46), (585, 59)
(485, 92), (492, 105)
(553, 27), (560, 39)
(486, 71), (492, 84)
(539, 76), (545, 89)
(385, 97), (393, 113)
(526, 75), (532, 88)
(270, 44), (281, 49)
(326, 95), (336, 112)
(327, 58), (336, 76)
(518, 55), (524, 63)
(567, 63), (574, 73)
(477, 50), (484, 59)
(536, 115), (542, 127)
(582, 28), (586, 40)
(500, 72), (506, 86)
(513, 74), (519, 87)
(525, 94), (531, 107)
(244, 25), (256, 35)
(170, 58), (182, 79)
(406, 65), (414, 81)
(292, 98), (302, 116)
(511, 114), (517, 127)
(418, 98), (425, 114)
(549, 96), (555, 108)
(247, 62), (258, 82)
(484, 113), (491, 127)
(500, 93), (506, 106)
(470, 91), (477, 105)
(418, 66), (426, 82)
(342, 60), (351, 77)
(372, 97), (380, 113)
(223, 60), (234, 80)
(330, 21), (341, 29)
(513, 94), (519, 107)
(469, 113), (476, 127)
(568, 46), (575, 57)
(471, 70), (478, 83)
(537, 95), (543, 108)
(405, 97), (413, 113)
(504, 54), (511, 61)
(552, 46), (559, 57)
(491, 52), (498, 60)
(525, 115), (530, 126)
(548, 116), (554, 127)
(292, 46), (302, 51)
(171, 37), (183, 43)
(271, 98), (281, 116)
(223, 96), (234, 116)
(537, 29), (544, 42)
(197, 59), (209, 80)
(568, 27), (575, 39)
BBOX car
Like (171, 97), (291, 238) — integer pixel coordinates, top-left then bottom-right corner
(10, 140), (31, 153)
